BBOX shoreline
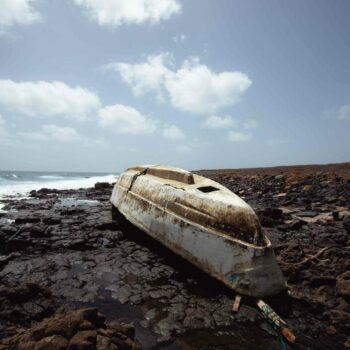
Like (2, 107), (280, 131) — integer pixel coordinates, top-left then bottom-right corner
(0, 166), (349, 349)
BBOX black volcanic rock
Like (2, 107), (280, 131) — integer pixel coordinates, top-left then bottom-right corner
(343, 215), (350, 233)
(1, 167), (350, 349)
(94, 182), (112, 190)
(0, 283), (55, 327)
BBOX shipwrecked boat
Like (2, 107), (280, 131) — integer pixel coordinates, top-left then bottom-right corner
(110, 165), (286, 297)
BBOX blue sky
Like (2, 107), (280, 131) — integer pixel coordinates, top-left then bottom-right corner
(0, 0), (349, 172)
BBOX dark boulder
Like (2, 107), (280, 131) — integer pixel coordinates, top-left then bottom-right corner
(336, 271), (350, 300)
(0, 308), (140, 350)
(30, 224), (49, 238)
(0, 283), (55, 326)
(42, 217), (61, 225)
(94, 182), (112, 190)
(258, 207), (283, 220)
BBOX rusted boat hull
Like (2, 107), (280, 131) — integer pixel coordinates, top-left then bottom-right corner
(111, 165), (286, 297)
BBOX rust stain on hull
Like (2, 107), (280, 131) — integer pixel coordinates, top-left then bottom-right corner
(110, 165), (287, 297)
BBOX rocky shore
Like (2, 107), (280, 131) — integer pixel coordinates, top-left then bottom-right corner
(0, 163), (349, 349)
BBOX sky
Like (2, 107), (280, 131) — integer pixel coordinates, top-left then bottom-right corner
(0, 0), (349, 173)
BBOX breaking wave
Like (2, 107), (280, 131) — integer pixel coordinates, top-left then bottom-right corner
(0, 174), (117, 199)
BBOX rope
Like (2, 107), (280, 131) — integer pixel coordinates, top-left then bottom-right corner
(240, 304), (287, 350)
(261, 305), (287, 350)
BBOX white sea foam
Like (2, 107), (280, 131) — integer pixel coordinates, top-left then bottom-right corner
(0, 202), (6, 212)
(39, 175), (65, 180)
(0, 174), (117, 199)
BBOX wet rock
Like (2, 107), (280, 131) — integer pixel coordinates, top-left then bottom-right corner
(15, 216), (41, 224)
(39, 336), (69, 349)
(68, 330), (97, 349)
(42, 217), (61, 225)
(0, 283), (55, 327)
(343, 215), (350, 234)
(257, 207), (283, 227)
(258, 207), (283, 220)
(65, 239), (87, 250)
(332, 211), (340, 221)
(336, 271), (350, 300)
(95, 220), (118, 231)
(1, 308), (140, 350)
(101, 230), (123, 242)
(37, 188), (60, 195)
(310, 276), (336, 287)
(30, 224), (49, 238)
(1, 225), (18, 235)
(154, 315), (182, 340)
(6, 237), (29, 251)
(144, 309), (157, 322)
(1, 167), (350, 350)
(0, 253), (16, 267)
(183, 308), (214, 329)
(278, 218), (306, 231)
(295, 211), (319, 218)
(94, 182), (112, 190)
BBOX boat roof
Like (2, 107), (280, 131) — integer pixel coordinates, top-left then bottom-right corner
(127, 164), (196, 185)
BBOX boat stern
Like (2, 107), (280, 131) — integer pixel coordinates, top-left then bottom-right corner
(225, 243), (287, 297)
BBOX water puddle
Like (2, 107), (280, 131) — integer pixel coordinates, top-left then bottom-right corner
(54, 198), (102, 208)
(71, 290), (181, 350)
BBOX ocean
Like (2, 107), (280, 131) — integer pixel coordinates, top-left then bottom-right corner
(0, 170), (118, 201)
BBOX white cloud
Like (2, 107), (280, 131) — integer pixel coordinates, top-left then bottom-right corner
(71, 0), (181, 27)
(172, 34), (187, 44)
(242, 119), (258, 129)
(336, 105), (350, 120)
(0, 0), (41, 33)
(165, 57), (251, 115)
(202, 115), (235, 129)
(162, 125), (185, 139)
(98, 104), (157, 134)
(19, 124), (81, 142)
(0, 80), (100, 119)
(228, 131), (252, 142)
(106, 53), (172, 101)
(108, 54), (251, 115)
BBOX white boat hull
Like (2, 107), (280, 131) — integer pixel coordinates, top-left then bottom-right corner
(111, 165), (286, 297)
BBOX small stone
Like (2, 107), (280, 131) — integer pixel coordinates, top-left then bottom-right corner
(144, 309), (157, 321)
(296, 211), (319, 218)
(66, 239), (86, 250)
(288, 218), (305, 230)
(326, 325), (337, 335)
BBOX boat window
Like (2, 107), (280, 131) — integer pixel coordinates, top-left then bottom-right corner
(197, 186), (219, 193)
